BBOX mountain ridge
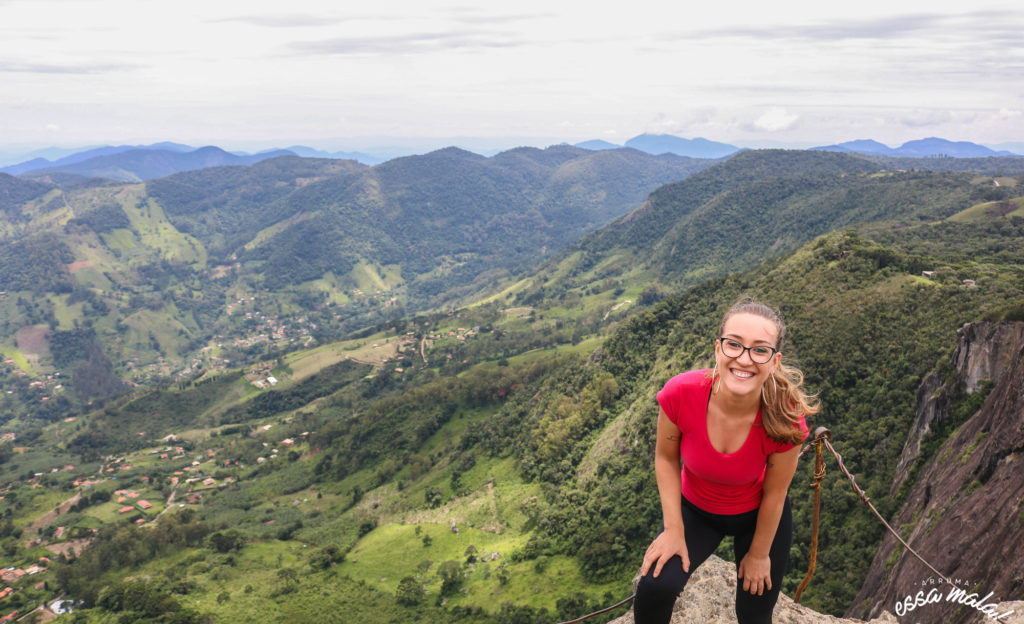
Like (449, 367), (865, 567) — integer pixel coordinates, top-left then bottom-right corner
(0, 145), (711, 391)
(813, 136), (1020, 158)
(21, 146), (298, 182)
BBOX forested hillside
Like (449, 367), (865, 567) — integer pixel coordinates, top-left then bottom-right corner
(518, 150), (1021, 309)
(0, 146), (707, 408)
(0, 150), (1021, 623)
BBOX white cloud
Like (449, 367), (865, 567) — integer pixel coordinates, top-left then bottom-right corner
(753, 108), (800, 132)
(899, 108), (953, 128)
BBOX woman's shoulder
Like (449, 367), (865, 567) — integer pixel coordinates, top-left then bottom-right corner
(663, 369), (712, 389)
(659, 369), (712, 399)
(657, 369), (711, 428)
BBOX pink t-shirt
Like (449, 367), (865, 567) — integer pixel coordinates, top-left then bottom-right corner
(656, 369), (808, 515)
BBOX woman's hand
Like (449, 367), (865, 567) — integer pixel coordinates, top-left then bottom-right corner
(641, 527), (689, 578)
(737, 552), (771, 595)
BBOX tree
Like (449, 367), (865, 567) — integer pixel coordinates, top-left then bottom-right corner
(437, 560), (463, 596)
(395, 576), (425, 606)
(277, 567), (299, 587)
(309, 544), (343, 569)
(207, 529), (246, 553)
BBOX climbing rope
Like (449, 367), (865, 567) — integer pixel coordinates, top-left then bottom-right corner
(795, 427), (954, 600)
(793, 427), (828, 602)
(555, 593), (637, 624)
(555, 426), (955, 623)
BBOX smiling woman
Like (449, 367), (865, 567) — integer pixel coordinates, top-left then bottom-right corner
(633, 296), (820, 624)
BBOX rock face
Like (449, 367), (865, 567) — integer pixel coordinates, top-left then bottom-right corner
(891, 322), (1024, 494)
(850, 322), (1024, 624)
(610, 555), (897, 624)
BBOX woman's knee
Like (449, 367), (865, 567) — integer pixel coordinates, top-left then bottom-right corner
(635, 557), (689, 602)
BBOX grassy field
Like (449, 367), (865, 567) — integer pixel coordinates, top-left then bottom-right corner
(281, 335), (407, 383)
(466, 277), (532, 308)
(948, 196), (1024, 222)
(350, 261), (404, 293)
(0, 341), (30, 372)
(122, 189), (206, 265)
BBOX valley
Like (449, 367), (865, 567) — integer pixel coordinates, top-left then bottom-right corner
(0, 148), (1022, 622)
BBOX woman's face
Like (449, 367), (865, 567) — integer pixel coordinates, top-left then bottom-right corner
(715, 312), (780, 399)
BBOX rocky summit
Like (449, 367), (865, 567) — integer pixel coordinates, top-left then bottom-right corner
(611, 555), (898, 624)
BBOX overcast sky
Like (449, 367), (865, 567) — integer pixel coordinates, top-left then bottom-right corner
(2, 0), (1023, 154)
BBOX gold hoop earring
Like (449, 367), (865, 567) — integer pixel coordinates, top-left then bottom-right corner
(771, 372), (778, 398)
(712, 360), (721, 393)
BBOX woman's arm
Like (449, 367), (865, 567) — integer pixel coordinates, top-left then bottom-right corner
(737, 443), (801, 595)
(640, 408), (689, 578)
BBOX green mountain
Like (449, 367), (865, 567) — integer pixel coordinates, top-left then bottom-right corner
(0, 146), (709, 406)
(22, 146), (296, 183)
(0, 149), (1020, 623)
(516, 150), (1023, 309)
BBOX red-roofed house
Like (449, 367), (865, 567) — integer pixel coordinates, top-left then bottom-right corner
(118, 506), (134, 514)
(137, 500), (152, 510)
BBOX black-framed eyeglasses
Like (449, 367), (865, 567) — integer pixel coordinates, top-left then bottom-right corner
(717, 337), (778, 364)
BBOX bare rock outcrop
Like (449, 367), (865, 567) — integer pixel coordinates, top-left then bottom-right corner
(892, 321), (1024, 493)
(610, 555), (897, 624)
(851, 322), (1024, 624)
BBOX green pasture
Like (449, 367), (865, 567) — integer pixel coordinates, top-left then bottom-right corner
(243, 212), (318, 252)
(340, 521), (623, 612)
(49, 294), (84, 330)
(467, 277), (532, 308)
(123, 191), (207, 265)
(0, 342), (30, 372)
(948, 196), (1024, 223)
(349, 260), (404, 293)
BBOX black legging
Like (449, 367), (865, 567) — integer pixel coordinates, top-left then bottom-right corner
(634, 495), (793, 624)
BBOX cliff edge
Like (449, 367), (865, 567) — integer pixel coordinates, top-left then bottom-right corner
(851, 322), (1024, 624)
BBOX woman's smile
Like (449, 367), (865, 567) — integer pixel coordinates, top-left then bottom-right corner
(730, 367), (756, 380)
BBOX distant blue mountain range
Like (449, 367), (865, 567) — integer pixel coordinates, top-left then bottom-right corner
(811, 137), (1021, 158)
(574, 139), (623, 151)
(576, 134), (740, 158)
(623, 134), (740, 159)
(278, 146), (383, 165)
(576, 134), (1022, 159)
(0, 143), (382, 182)
(1, 145), (300, 182)
(3, 135), (1019, 184)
